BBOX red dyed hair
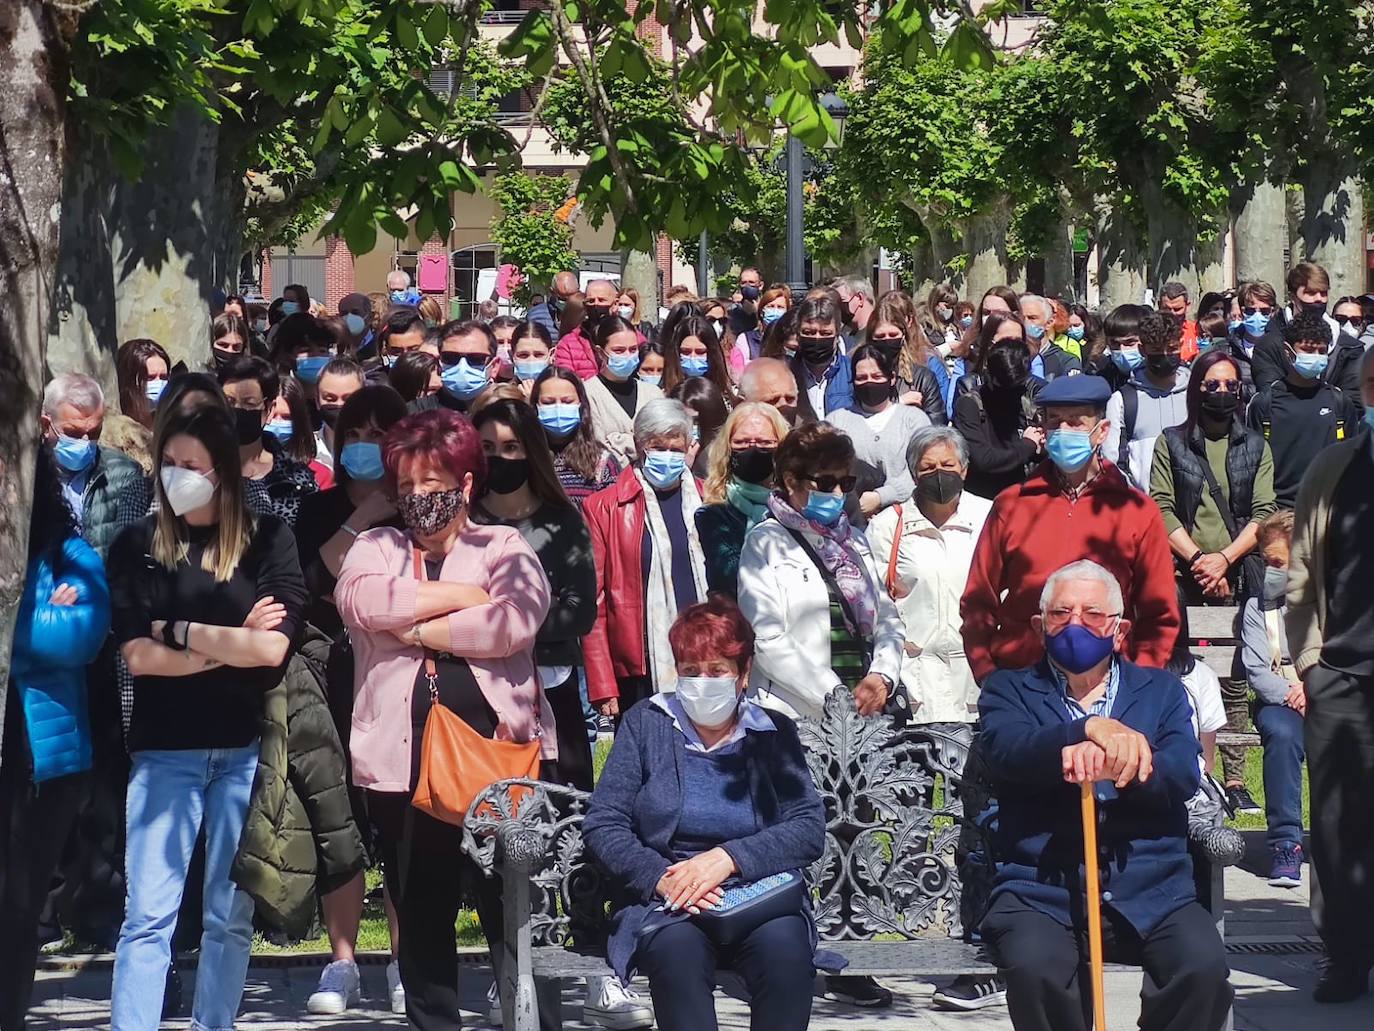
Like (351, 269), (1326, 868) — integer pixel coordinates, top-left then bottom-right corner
(382, 409), (487, 498)
(668, 596), (756, 668)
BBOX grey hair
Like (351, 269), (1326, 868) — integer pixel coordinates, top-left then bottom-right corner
(906, 425), (969, 477)
(843, 276), (875, 303)
(1019, 293), (1054, 322)
(1039, 559), (1124, 616)
(633, 397), (693, 447)
(43, 372), (105, 418)
(386, 269), (411, 290)
(739, 357), (792, 400)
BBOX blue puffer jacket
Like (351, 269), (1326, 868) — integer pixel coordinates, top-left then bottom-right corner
(10, 535), (111, 783)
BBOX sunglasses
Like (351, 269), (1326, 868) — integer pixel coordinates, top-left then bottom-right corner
(1200, 380), (1240, 394)
(1241, 306), (1272, 317)
(807, 474), (857, 493)
(439, 353), (486, 369)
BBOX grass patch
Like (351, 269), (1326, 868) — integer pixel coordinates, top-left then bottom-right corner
(1227, 746), (1309, 832)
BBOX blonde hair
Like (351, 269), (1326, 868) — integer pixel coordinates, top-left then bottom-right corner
(417, 296), (445, 325)
(1257, 509), (1295, 553)
(702, 401), (791, 504)
(151, 403), (254, 582)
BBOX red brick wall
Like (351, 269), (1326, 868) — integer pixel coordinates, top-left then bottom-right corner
(323, 236), (356, 311)
(418, 235), (452, 311)
(260, 249), (273, 298)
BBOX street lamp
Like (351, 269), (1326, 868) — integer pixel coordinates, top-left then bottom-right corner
(784, 92), (848, 300)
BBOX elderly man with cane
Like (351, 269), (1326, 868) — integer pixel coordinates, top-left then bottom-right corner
(977, 559), (1232, 1031)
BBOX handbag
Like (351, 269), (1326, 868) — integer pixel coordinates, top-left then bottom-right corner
(409, 546), (540, 826)
(691, 871), (806, 945)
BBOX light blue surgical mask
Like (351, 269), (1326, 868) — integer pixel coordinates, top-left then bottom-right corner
(538, 402), (582, 438)
(1228, 317), (1243, 334)
(1110, 347), (1144, 373)
(145, 379), (167, 406)
(1066, 325), (1085, 341)
(1025, 322), (1046, 341)
(515, 359), (550, 382)
(1263, 565), (1287, 602)
(642, 449), (687, 490)
(344, 313), (367, 337)
(639, 372), (662, 387)
(1292, 352), (1328, 379)
(1242, 311), (1270, 337)
(761, 307), (784, 326)
(280, 300), (300, 316)
(681, 355), (710, 377)
(606, 352), (641, 379)
(803, 490), (845, 526)
(960, 315), (974, 329)
(263, 419), (294, 443)
(1046, 428), (1097, 473)
(441, 356), (490, 399)
(53, 435), (97, 473)
(340, 441), (385, 481)
(295, 355), (329, 384)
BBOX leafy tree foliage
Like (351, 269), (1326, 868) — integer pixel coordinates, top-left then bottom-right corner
(487, 171), (579, 300)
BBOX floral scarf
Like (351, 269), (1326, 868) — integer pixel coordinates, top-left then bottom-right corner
(766, 493), (877, 637)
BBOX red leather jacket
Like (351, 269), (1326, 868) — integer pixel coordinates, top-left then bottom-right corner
(582, 466), (649, 701)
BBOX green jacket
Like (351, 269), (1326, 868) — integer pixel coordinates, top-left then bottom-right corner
(82, 446), (146, 559)
(232, 626), (366, 936)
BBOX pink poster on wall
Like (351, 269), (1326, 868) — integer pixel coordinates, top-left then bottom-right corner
(417, 253), (448, 293)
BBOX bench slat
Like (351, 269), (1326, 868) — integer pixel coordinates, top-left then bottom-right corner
(1195, 646), (1236, 676)
(1186, 606), (1238, 640)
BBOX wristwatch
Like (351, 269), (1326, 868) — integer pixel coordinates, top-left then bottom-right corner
(874, 672), (895, 699)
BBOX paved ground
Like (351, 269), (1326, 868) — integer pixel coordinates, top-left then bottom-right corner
(29, 844), (1374, 1030)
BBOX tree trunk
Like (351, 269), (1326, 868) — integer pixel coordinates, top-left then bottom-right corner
(1295, 161), (1366, 298)
(1195, 218), (1228, 295)
(964, 206), (1010, 301)
(620, 245), (660, 315)
(1138, 179), (1201, 298)
(0, 1), (82, 753)
(1233, 179), (1288, 291)
(1095, 201), (1147, 309)
(1041, 220), (1076, 302)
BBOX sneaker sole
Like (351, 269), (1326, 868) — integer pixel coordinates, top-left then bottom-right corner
(822, 992), (892, 1008)
(306, 994), (356, 1016)
(392, 997), (408, 1016)
(931, 990), (1008, 1011)
(582, 1006), (656, 1030)
(1268, 875), (1302, 888)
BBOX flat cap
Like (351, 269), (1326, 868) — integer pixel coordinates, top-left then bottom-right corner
(1036, 374), (1110, 407)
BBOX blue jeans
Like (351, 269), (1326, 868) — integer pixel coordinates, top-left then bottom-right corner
(1253, 703), (1305, 849)
(112, 744), (259, 1031)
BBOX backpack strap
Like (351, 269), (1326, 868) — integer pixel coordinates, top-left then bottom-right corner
(1118, 383), (1138, 469)
(885, 504), (903, 599)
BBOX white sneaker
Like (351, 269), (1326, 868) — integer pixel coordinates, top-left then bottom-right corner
(386, 960), (406, 1016)
(487, 981), (504, 1026)
(306, 960), (361, 1015)
(584, 974), (655, 1030)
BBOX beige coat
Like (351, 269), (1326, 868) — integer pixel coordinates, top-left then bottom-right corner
(1285, 434), (1365, 675)
(584, 375), (663, 466)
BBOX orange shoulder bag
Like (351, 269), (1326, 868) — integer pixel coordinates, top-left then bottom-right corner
(410, 546), (541, 825)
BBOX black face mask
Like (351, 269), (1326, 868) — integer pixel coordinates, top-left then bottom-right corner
(777, 405), (798, 427)
(854, 381), (892, 409)
(729, 447), (775, 485)
(1200, 391), (1239, 420)
(234, 407), (265, 446)
(740, 285), (761, 302)
(212, 347), (237, 372)
(872, 341), (903, 366)
(318, 405), (343, 430)
(485, 456), (529, 495)
(798, 335), (836, 366)
(916, 469), (964, 506)
(583, 305), (613, 329)
(1302, 300), (1327, 318)
(1146, 353), (1181, 378)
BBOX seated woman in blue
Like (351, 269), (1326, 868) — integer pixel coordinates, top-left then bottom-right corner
(583, 596), (825, 1031)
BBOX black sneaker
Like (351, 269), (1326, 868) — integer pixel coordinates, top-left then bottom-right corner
(932, 975), (1008, 1011)
(1224, 784), (1262, 816)
(824, 975), (893, 1008)
(162, 961), (184, 1020)
(1313, 958), (1371, 1004)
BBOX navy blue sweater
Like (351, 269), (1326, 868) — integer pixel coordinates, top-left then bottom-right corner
(584, 699), (824, 978)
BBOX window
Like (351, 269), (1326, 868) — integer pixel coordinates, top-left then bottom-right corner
(451, 246), (498, 319)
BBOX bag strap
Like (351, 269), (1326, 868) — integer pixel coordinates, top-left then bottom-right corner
(885, 504), (903, 599)
(1118, 383), (1138, 470)
(1263, 607), (1285, 672)
(412, 546), (438, 700)
(1195, 456), (1242, 542)
(784, 526), (865, 641)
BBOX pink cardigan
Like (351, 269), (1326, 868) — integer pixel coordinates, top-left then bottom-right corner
(336, 523), (556, 793)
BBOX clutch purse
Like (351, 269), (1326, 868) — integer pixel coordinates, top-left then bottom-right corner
(691, 871), (805, 945)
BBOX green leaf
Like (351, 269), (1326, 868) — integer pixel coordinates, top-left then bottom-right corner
(423, 5), (449, 47)
(376, 106), (408, 147)
(394, 11), (419, 52)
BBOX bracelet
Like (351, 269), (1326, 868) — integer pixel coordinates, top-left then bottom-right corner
(340, 523), (360, 538)
(410, 623), (423, 647)
(162, 620), (185, 651)
(1187, 550), (1204, 568)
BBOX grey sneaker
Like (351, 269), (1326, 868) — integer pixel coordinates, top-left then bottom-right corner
(932, 974), (1007, 1011)
(584, 974), (655, 1029)
(306, 959), (361, 1015)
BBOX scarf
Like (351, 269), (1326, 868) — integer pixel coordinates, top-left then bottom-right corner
(634, 467), (708, 694)
(726, 479), (772, 528)
(766, 493), (877, 638)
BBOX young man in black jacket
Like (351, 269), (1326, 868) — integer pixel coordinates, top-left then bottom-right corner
(1246, 311), (1359, 508)
(1251, 263), (1364, 411)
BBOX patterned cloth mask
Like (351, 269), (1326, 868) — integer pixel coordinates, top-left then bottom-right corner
(398, 487), (465, 537)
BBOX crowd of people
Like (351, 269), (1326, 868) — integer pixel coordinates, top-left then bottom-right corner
(4, 260), (1374, 1031)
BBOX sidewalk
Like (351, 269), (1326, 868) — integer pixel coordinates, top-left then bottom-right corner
(28, 857), (1374, 1030)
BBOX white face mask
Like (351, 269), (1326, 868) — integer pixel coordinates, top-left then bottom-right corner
(160, 465), (216, 516)
(675, 675), (741, 728)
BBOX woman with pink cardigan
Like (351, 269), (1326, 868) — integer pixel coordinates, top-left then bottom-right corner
(335, 408), (558, 1030)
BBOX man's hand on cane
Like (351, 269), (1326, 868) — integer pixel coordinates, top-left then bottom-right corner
(1085, 716), (1154, 788)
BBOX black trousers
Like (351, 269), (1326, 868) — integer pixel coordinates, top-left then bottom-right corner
(370, 791), (560, 1031)
(544, 673), (594, 793)
(0, 721), (88, 1031)
(1305, 663), (1374, 967)
(982, 894), (1232, 1031)
(636, 913), (815, 1031)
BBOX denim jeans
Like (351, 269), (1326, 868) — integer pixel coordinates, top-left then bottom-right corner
(1253, 702), (1305, 849)
(112, 743), (259, 1031)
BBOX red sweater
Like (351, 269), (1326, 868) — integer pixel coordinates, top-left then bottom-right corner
(960, 461), (1180, 682)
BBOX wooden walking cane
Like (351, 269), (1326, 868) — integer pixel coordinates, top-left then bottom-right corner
(1081, 781), (1108, 1031)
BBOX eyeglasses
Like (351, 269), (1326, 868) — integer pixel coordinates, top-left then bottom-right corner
(439, 353), (485, 369)
(1200, 380), (1240, 394)
(1044, 607), (1121, 634)
(807, 474), (857, 493)
(226, 399), (265, 412)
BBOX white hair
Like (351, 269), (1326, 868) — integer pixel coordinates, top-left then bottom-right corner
(906, 425), (969, 477)
(843, 276), (875, 303)
(43, 372), (105, 418)
(386, 269), (411, 290)
(739, 357), (792, 400)
(633, 397), (693, 447)
(1019, 293), (1054, 322)
(1039, 559), (1124, 616)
